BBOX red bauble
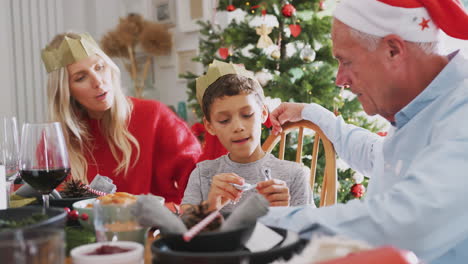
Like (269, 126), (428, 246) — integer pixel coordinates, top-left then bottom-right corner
(289, 24), (302, 37)
(351, 183), (366, 198)
(218, 47), (229, 59)
(281, 3), (296, 17)
(226, 4), (236, 12)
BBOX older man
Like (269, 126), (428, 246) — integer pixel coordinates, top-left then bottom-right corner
(260, 0), (468, 263)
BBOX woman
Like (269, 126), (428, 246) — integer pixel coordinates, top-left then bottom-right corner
(41, 32), (201, 204)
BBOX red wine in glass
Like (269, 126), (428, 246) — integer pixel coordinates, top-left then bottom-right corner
(20, 168), (70, 194)
(19, 122), (70, 210)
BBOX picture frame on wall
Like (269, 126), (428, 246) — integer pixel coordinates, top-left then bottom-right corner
(176, 49), (202, 81)
(153, 0), (176, 26)
(176, 0), (213, 32)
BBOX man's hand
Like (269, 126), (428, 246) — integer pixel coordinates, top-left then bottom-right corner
(206, 173), (244, 210)
(256, 179), (290, 207)
(270, 102), (307, 135)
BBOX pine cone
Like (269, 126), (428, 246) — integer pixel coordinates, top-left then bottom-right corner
(180, 203), (223, 232)
(61, 179), (95, 198)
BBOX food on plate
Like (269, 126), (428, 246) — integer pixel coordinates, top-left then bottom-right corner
(0, 213), (48, 231)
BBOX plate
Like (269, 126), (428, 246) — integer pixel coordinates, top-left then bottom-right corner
(151, 227), (307, 264)
(0, 206), (67, 232)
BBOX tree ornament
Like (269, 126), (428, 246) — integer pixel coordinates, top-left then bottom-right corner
(352, 173), (364, 184)
(351, 183), (366, 198)
(227, 4), (236, 11)
(256, 24), (274, 48)
(300, 44), (316, 63)
(271, 49), (281, 59)
(255, 70), (273, 87)
(289, 24), (302, 37)
(218, 47), (229, 59)
(281, 3), (296, 17)
(319, 1), (326, 11)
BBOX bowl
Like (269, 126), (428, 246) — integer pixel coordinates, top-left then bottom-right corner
(151, 227), (306, 264)
(71, 241), (144, 264)
(0, 206), (67, 232)
(72, 197), (97, 230)
(73, 195), (165, 230)
(160, 223), (256, 252)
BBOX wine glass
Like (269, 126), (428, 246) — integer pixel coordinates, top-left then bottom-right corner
(0, 116), (20, 208)
(19, 122), (70, 210)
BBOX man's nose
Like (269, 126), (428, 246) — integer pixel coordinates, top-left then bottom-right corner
(335, 67), (350, 89)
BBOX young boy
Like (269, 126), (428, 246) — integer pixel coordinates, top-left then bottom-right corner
(181, 60), (313, 213)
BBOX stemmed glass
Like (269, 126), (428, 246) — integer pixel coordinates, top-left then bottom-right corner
(0, 117), (20, 208)
(19, 122), (70, 210)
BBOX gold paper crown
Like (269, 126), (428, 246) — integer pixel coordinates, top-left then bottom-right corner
(195, 60), (256, 104)
(41, 32), (102, 73)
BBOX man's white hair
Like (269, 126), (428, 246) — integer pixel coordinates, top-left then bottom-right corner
(348, 27), (440, 55)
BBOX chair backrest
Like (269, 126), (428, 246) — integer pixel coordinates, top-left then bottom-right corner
(262, 120), (337, 207)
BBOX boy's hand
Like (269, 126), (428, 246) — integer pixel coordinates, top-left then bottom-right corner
(256, 179), (290, 207)
(207, 173), (244, 210)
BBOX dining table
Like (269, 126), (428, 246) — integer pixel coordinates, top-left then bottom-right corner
(63, 201), (179, 264)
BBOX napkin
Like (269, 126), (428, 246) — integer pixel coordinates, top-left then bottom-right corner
(15, 183), (62, 199)
(89, 174), (116, 194)
(131, 194), (188, 233)
(220, 193), (269, 231)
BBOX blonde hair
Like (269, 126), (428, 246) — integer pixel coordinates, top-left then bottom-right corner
(46, 33), (140, 183)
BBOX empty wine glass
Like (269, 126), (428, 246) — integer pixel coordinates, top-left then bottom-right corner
(19, 122), (70, 210)
(0, 116), (19, 208)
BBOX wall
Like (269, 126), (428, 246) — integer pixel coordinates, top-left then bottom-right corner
(0, 0), (64, 125)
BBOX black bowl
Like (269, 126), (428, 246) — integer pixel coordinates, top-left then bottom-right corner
(152, 227), (307, 264)
(0, 206), (67, 232)
(160, 224), (256, 252)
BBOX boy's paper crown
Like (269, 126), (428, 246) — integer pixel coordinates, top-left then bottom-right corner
(195, 60), (256, 104)
(41, 32), (102, 73)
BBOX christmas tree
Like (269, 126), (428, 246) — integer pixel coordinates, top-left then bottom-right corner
(182, 0), (383, 204)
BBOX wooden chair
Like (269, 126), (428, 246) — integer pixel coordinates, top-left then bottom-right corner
(262, 120), (337, 207)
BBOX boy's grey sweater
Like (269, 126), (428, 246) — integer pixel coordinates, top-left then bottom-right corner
(182, 153), (314, 213)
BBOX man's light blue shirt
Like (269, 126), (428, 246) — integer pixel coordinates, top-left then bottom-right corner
(260, 51), (468, 263)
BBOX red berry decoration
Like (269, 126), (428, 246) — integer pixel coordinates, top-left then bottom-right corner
(64, 207), (71, 214)
(281, 3), (296, 17)
(80, 213), (89, 221)
(226, 4), (236, 11)
(68, 209), (80, 221)
(351, 183), (366, 198)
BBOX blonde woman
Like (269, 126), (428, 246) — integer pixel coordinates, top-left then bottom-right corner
(42, 32), (201, 203)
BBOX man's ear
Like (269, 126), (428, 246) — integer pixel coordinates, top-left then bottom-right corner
(382, 34), (406, 60)
(261, 104), (269, 123)
(203, 116), (216, 136)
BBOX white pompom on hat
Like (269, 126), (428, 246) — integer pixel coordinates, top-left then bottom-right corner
(334, 0), (468, 42)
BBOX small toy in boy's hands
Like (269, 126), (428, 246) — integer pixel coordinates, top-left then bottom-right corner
(180, 202), (223, 232)
(231, 182), (257, 192)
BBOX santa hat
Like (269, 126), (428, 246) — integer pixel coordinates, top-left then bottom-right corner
(334, 0), (468, 42)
